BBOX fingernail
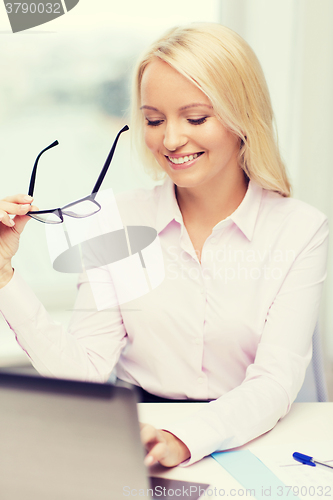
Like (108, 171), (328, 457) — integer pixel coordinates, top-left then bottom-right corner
(144, 455), (154, 467)
(24, 195), (33, 201)
(21, 204), (31, 209)
(9, 219), (15, 226)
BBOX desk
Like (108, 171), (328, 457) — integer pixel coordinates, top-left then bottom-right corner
(138, 403), (333, 495)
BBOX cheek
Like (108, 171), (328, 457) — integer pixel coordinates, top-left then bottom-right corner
(144, 127), (159, 154)
(209, 129), (239, 157)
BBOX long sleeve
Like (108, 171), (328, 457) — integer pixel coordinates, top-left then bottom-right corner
(0, 270), (127, 382)
(164, 216), (329, 465)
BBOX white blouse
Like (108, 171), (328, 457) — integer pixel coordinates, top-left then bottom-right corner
(0, 178), (328, 465)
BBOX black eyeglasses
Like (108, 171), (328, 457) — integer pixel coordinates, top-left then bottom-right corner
(27, 125), (129, 224)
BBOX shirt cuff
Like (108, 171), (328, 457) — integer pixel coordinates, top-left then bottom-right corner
(162, 403), (226, 466)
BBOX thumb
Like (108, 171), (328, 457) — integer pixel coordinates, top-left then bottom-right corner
(13, 205), (39, 235)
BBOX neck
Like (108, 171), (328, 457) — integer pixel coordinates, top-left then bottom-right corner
(175, 169), (249, 228)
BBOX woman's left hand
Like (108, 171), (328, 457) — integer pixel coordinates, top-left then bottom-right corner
(140, 423), (191, 467)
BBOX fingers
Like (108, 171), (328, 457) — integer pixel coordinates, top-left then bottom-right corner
(0, 206), (38, 229)
(0, 195), (36, 228)
(144, 441), (168, 467)
(2, 194), (33, 204)
(140, 424), (169, 467)
(0, 206), (30, 227)
(12, 204), (39, 235)
(0, 199), (34, 216)
(0, 211), (15, 227)
(140, 424), (160, 448)
(140, 424), (191, 468)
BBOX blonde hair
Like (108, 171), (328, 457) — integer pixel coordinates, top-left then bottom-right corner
(131, 22), (291, 197)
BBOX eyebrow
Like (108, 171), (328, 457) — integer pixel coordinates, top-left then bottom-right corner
(140, 103), (213, 111)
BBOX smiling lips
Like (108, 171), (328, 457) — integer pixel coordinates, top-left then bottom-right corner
(166, 152), (204, 166)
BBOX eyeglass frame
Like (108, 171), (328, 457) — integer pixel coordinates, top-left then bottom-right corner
(27, 124), (129, 224)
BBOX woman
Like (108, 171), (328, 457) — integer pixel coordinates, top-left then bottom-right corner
(0, 23), (329, 468)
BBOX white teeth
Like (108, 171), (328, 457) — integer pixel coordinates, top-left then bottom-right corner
(168, 153), (200, 165)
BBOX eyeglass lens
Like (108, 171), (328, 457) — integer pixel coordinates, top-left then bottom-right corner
(29, 212), (63, 224)
(62, 199), (101, 218)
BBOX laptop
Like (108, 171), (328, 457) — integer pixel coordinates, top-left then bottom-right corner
(0, 372), (149, 500)
(0, 371), (212, 499)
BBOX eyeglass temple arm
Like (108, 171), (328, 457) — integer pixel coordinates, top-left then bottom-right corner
(91, 125), (129, 198)
(28, 140), (59, 197)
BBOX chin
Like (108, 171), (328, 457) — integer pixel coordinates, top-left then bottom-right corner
(167, 173), (205, 190)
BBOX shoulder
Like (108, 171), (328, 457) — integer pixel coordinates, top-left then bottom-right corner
(260, 189), (327, 231)
(252, 188), (329, 254)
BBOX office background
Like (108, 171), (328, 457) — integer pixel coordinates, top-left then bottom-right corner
(0, 0), (332, 398)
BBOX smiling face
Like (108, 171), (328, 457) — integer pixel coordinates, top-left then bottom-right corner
(140, 58), (243, 194)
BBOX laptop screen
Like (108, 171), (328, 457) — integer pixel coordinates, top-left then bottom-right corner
(0, 372), (150, 500)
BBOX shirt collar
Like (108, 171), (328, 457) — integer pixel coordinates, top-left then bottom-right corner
(216, 180), (263, 241)
(156, 177), (262, 241)
(156, 176), (183, 234)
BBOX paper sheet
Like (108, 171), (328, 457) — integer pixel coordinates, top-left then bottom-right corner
(251, 440), (333, 497)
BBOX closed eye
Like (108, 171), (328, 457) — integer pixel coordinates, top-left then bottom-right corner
(146, 117), (208, 126)
(146, 119), (164, 127)
(188, 117), (207, 125)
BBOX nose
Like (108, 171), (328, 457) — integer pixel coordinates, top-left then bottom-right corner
(163, 121), (188, 152)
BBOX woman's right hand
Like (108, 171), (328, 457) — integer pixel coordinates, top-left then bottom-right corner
(0, 194), (39, 286)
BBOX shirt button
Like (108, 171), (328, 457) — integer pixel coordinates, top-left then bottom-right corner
(210, 237), (218, 245)
(198, 377), (204, 384)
